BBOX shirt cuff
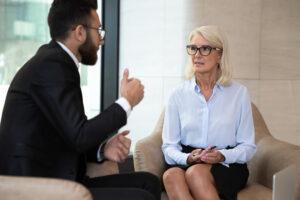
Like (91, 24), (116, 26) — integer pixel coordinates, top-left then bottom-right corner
(220, 162), (230, 167)
(180, 153), (190, 166)
(219, 149), (232, 164)
(218, 150), (230, 167)
(116, 97), (131, 118)
(97, 142), (106, 162)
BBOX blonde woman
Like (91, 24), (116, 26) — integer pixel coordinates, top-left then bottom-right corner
(162, 25), (256, 200)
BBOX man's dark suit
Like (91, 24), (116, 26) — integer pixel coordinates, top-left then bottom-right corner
(0, 40), (127, 180)
(0, 41), (161, 200)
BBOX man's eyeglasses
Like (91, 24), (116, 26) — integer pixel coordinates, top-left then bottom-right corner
(186, 45), (222, 56)
(84, 25), (105, 39)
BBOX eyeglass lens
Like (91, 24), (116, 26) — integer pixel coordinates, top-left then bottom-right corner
(187, 45), (213, 56)
(99, 29), (105, 38)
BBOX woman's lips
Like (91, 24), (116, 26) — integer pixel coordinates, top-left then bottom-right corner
(194, 61), (204, 65)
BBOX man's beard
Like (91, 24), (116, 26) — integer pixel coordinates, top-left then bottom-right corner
(78, 34), (98, 65)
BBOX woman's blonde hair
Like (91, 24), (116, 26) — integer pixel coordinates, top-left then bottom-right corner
(184, 25), (232, 85)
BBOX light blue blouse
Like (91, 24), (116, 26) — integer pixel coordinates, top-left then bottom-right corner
(162, 78), (256, 166)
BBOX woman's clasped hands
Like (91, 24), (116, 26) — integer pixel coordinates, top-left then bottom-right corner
(187, 146), (225, 165)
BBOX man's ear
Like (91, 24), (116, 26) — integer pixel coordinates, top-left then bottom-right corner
(73, 25), (87, 43)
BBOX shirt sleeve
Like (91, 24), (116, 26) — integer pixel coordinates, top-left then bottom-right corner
(162, 91), (189, 166)
(96, 142), (106, 162)
(219, 88), (257, 164)
(30, 61), (127, 153)
(96, 97), (131, 161)
(116, 97), (131, 118)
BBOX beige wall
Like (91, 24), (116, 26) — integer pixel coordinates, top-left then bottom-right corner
(120, 0), (300, 149)
(185, 0), (300, 145)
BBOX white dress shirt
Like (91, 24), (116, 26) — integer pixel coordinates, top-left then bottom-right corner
(162, 78), (256, 166)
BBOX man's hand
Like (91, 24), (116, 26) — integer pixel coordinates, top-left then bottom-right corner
(103, 130), (131, 163)
(120, 68), (144, 108)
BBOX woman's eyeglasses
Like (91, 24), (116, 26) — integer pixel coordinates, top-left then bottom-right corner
(186, 45), (222, 56)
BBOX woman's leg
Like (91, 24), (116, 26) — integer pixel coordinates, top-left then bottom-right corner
(185, 164), (219, 200)
(163, 167), (194, 200)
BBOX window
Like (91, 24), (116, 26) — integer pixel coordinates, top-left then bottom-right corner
(119, 0), (186, 150)
(0, 0), (102, 120)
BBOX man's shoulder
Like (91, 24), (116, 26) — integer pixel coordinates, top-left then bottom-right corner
(35, 41), (73, 65)
(23, 42), (79, 85)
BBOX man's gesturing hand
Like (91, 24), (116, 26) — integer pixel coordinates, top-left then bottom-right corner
(103, 131), (131, 163)
(120, 68), (144, 108)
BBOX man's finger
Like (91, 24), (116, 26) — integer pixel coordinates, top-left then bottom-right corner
(114, 152), (122, 163)
(122, 68), (129, 81)
(116, 146), (129, 161)
(118, 146), (128, 158)
(119, 130), (130, 136)
(118, 137), (131, 151)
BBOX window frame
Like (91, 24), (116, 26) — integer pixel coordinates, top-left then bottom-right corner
(100, 0), (120, 111)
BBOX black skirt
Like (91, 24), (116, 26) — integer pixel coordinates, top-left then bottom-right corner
(166, 145), (249, 200)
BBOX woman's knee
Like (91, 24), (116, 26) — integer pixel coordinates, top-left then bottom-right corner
(185, 164), (212, 183)
(163, 167), (184, 185)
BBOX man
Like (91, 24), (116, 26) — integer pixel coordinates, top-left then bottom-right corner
(0, 0), (160, 199)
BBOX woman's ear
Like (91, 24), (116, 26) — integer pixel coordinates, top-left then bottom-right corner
(74, 25), (87, 43)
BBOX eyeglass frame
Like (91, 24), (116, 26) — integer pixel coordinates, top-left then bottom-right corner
(83, 25), (105, 39)
(186, 45), (222, 56)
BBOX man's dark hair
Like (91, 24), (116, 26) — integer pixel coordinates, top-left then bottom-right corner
(48, 0), (97, 40)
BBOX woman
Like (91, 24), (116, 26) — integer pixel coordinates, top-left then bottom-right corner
(162, 25), (256, 200)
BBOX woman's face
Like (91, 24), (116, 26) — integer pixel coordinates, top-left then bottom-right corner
(188, 34), (221, 76)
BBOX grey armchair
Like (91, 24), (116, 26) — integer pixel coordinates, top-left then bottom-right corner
(134, 103), (300, 200)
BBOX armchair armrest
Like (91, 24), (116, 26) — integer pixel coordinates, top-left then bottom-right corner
(0, 175), (92, 200)
(248, 136), (300, 196)
(134, 111), (166, 178)
(134, 132), (166, 178)
(86, 160), (119, 178)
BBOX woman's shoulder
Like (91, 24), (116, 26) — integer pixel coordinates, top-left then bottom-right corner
(165, 79), (193, 104)
(226, 80), (248, 92)
(223, 80), (251, 102)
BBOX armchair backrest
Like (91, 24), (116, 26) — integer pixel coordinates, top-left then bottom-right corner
(0, 175), (92, 200)
(134, 110), (166, 178)
(251, 103), (271, 143)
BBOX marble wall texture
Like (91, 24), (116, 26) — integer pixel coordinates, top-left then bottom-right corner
(119, 0), (300, 148)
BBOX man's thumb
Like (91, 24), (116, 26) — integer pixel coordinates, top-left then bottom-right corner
(123, 68), (129, 82)
(120, 130), (130, 136)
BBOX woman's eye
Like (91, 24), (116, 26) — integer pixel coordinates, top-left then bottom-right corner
(202, 46), (211, 51)
(190, 46), (197, 51)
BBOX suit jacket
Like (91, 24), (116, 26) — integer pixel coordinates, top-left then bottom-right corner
(0, 40), (127, 181)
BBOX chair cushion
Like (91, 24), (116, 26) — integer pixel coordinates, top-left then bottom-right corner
(238, 183), (272, 200)
(160, 183), (272, 200)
